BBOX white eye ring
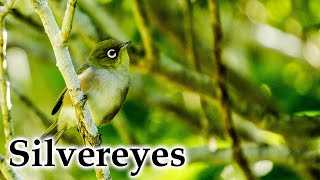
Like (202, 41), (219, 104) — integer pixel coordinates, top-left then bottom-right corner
(107, 49), (117, 59)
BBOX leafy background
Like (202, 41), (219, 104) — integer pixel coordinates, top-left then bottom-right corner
(1, 0), (320, 179)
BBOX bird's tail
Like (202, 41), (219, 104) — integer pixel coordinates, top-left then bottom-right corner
(40, 119), (66, 144)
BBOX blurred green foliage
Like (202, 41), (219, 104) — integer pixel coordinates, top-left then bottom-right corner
(0, 0), (320, 179)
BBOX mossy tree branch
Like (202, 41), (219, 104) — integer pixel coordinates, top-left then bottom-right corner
(0, 1), (20, 179)
(0, 0), (15, 154)
(29, 0), (110, 179)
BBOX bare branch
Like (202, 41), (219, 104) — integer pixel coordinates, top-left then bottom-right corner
(61, 0), (77, 45)
(30, 0), (98, 144)
(29, 0), (110, 179)
(208, 0), (255, 179)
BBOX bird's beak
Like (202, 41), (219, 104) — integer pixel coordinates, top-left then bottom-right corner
(120, 41), (131, 51)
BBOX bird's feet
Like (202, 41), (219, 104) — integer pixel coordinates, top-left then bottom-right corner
(83, 93), (88, 102)
(77, 93), (88, 107)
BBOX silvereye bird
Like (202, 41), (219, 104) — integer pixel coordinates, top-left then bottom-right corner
(42, 39), (131, 142)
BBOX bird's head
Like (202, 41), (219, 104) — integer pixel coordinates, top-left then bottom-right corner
(88, 39), (131, 70)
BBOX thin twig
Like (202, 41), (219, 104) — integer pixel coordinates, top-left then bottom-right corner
(29, 0), (111, 179)
(0, 0), (15, 154)
(11, 8), (43, 30)
(61, 0), (77, 45)
(0, 0), (15, 16)
(112, 112), (139, 144)
(183, 0), (196, 68)
(144, 92), (284, 145)
(0, 155), (20, 180)
(208, 0), (255, 179)
(11, 85), (52, 126)
(131, 0), (156, 67)
(11, 85), (83, 144)
(77, 0), (127, 41)
(183, 0), (215, 137)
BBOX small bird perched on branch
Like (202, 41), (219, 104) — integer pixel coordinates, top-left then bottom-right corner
(42, 39), (131, 142)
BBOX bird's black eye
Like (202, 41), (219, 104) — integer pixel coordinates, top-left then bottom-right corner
(107, 49), (117, 59)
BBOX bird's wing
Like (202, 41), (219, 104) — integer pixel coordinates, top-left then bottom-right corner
(51, 88), (67, 115)
(51, 63), (90, 115)
(76, 63), (90, 74)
